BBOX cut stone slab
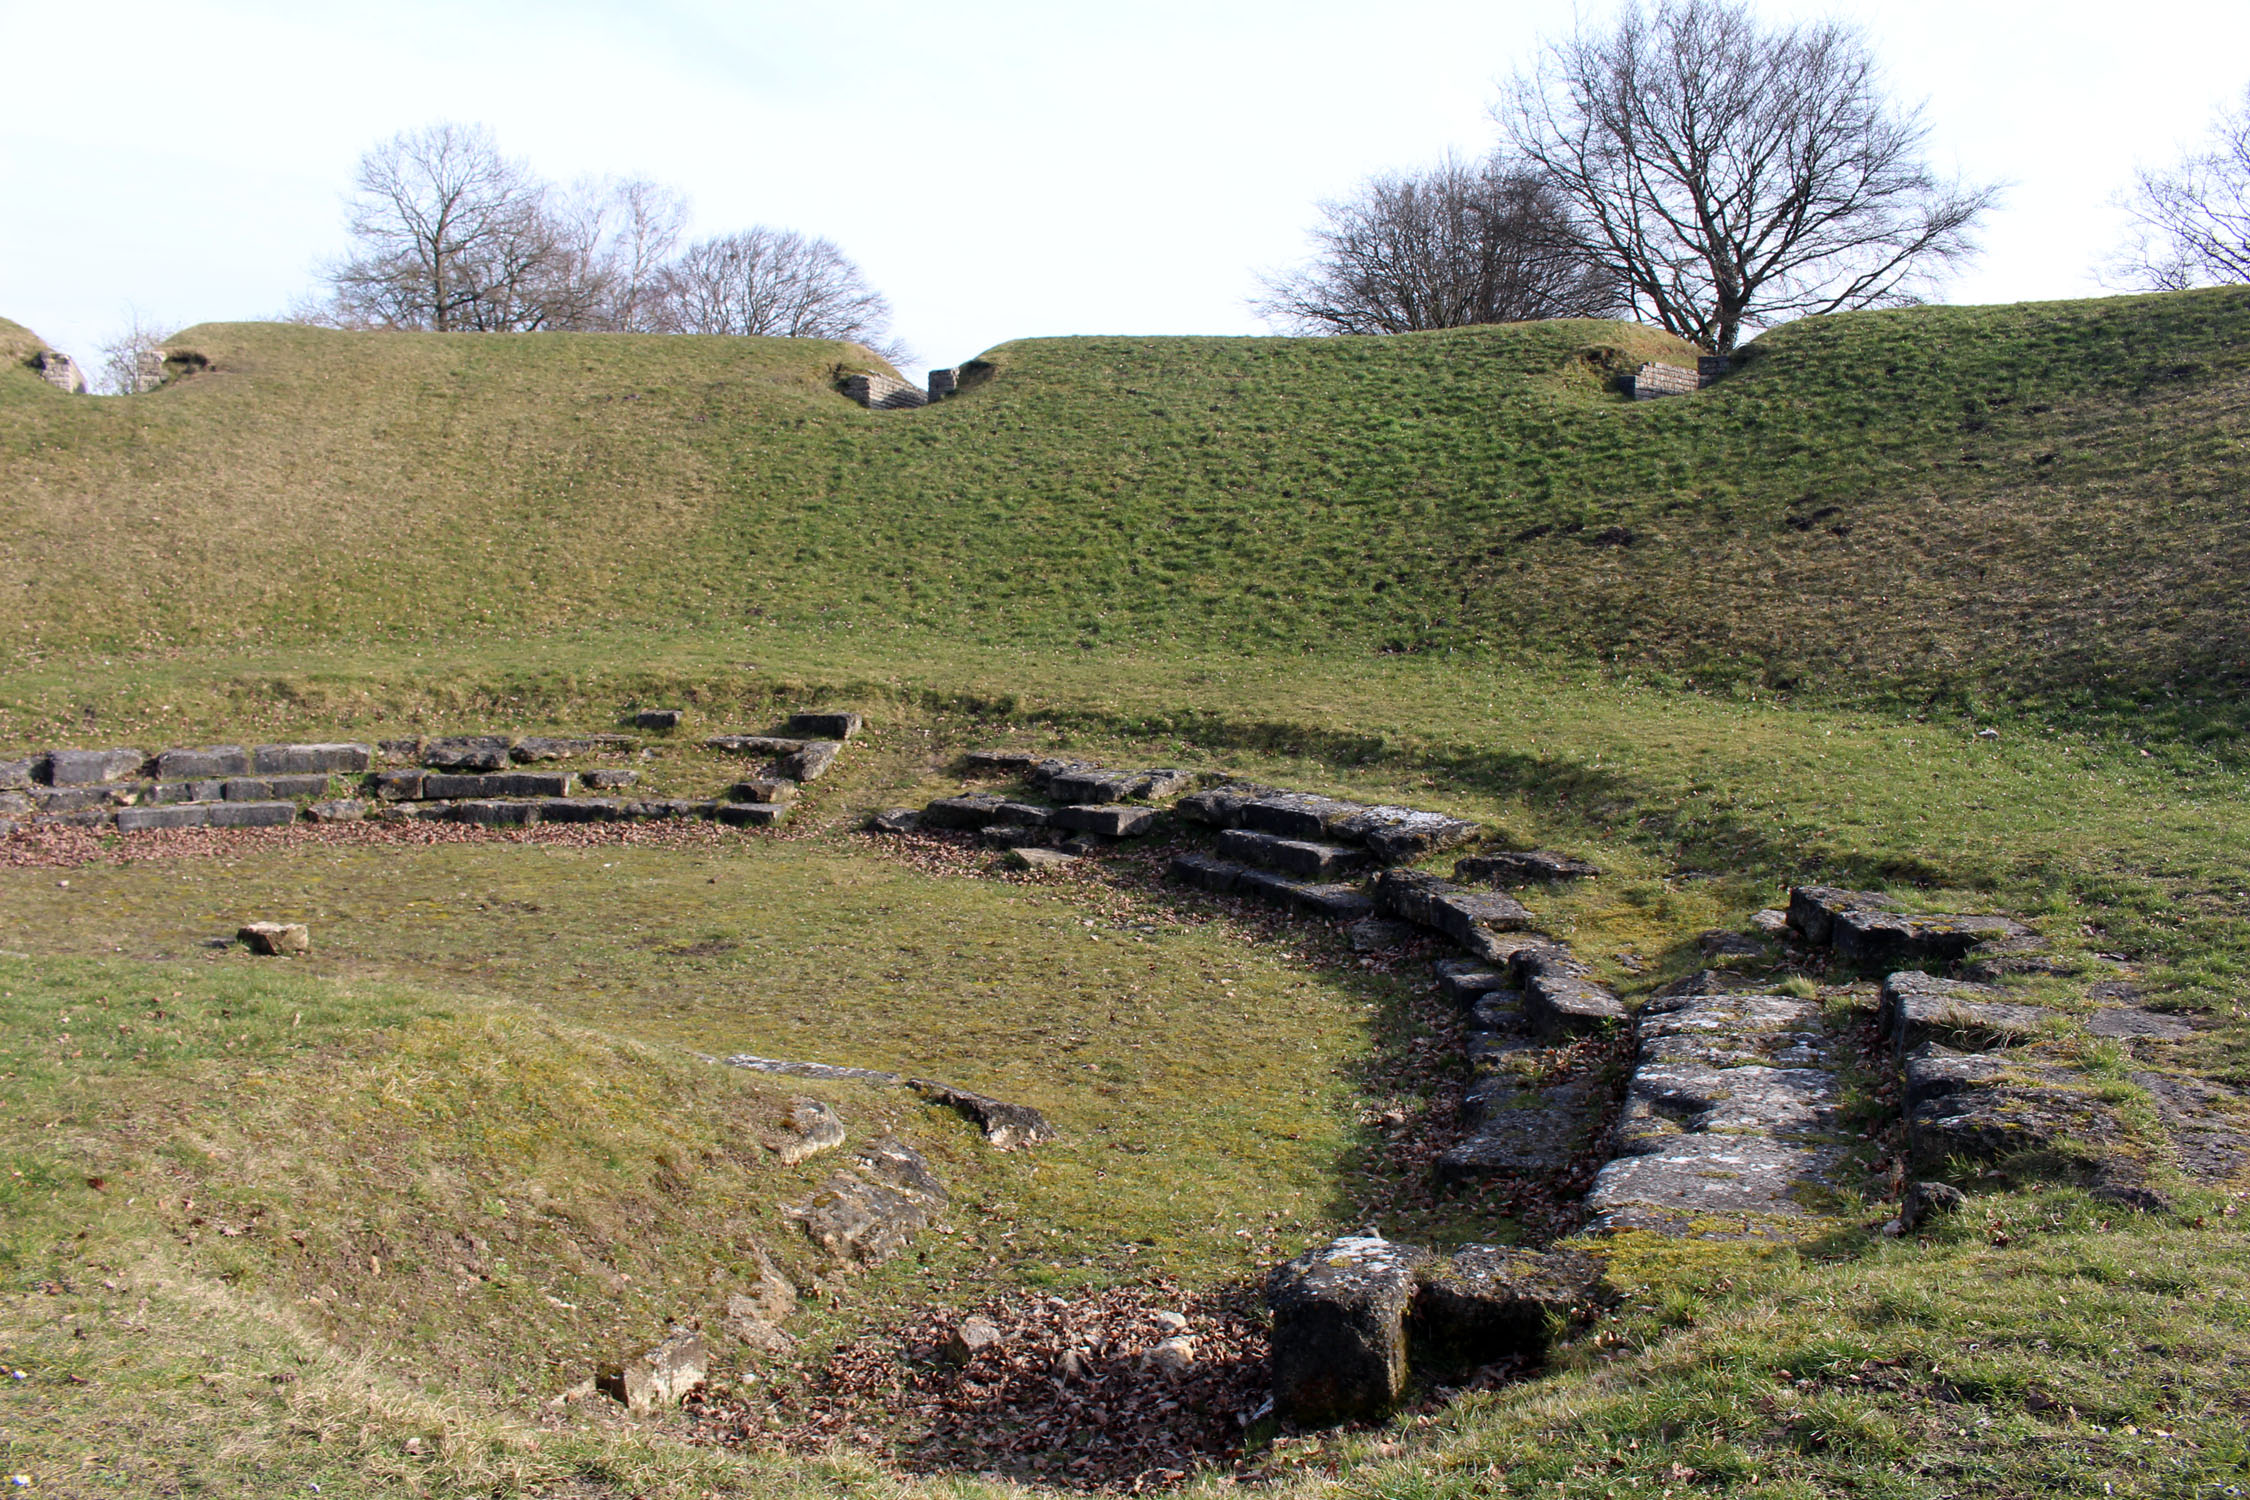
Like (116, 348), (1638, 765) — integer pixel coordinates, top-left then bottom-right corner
(251, 743), (372, 776)
(238, 922), (310, 956)
(1407, 1246), (1605, 1376)
(1880, 971), (2059, 1058)
(1521, 974), (1626, 1037)
(207, 802), (298, 828)
(1237, 791), (1361, 842)
(1169, 851), (1244, 894)
(705, 734), (807, 756)
(512, 735), (637, 761)
(631, 798), (718, 820)
(1217, 828), (1368, 879)
(1047, 768), (1148, 803)
(787, 711), (863, 741)
(1004, 846), (1080, 873)
(1266, 1235), (1430, 1426)
(0, 758), (34, 791)
(44, 748), (147, 786)
(435, 799), (539, 827)
(117, 804), (212, 832)
(1238, 867), (1374, 919)
(866, 807), (921, 834)
(730, 778), (800, 804)
(1173, 783), (1277, 827)
(962, 748), (1042, 772)
(1785, 885), (1899, 947)
(1833, 909), (2033, 968)
(1433, 959), (1512, 1007)
(1586, 1135), (1848, 1235)
(581, 768), (638, 789)
(788, 1136), (948, 1265)
(1900, 1044), (2114, 1165)
(306, 799), (368, 823)
(1053, 803), (1158, 837)
(722, 1054), (903, 1085)
(422, 736), (514, 771)
(2088, 1006), (2195, 1041)
(910, 1078), (1058, 1149)
(156, 745), (249, 780)
(783, 741), (841, 782)
(222, 775), (330, 801)
(991, 800), (1052, 826)
(597, 1328), (706, 1412)
(716, 802), (790, 828)
(370, 770), (425, 801)
(1454, 850), (1602, 886)
(770, 1098), (848, 1165)
(422, 772), (573, 799)
(1437, 1084), (1593, 1181)
(1373, 869), (1533, 945)
(633, 709), (684, 730)
(536, 798), (629, 824)
(2132, 1071), (2250, 1181)
(922, 793), (1010, 829)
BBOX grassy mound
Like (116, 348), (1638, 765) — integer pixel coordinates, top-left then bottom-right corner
(5, 291), (2249, 714)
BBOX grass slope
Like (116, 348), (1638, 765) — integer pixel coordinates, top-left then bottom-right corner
(6, 291), (2249, 714)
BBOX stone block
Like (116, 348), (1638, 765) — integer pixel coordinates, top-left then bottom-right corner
(786, 711), (863, 740)
(1052, 804), (1158, 837)
(1173, 783), (1274, 827)
(1333, 806), (1482, 863)
(1784, 885), (1896, 947)
(705, 734), (807, 755)
(251, 743), (371, 776)
(1407, 1246), (1605, 1376)
(717, 801), (789, 827)
(39, 807), (116, 827)
(581, 768), (638, 789)
(632, 798), (718, 820)
(1523, 973), (1627, 1036)
(511, 734), (637, 761)
(962, 748), (1041, 772)
(238, 922), (310, 955)
(770, 1098), (848, 1165)
(423, 772), (573, 799)
(223, 775), (329, 802)
(597, 1328), (706, 1412)
(1348, 916), (1415, 951)
(1880, 972), (2057, 1059)
(376, 738), (423, 764)
(783, 740), (841, 781)
(634, 709), (684, 730)
(1267, 1236), (1429, 1426)
(1454, 850), (1601, 885)
(866, 807), (920, 834)
(1237, 792), (1358, 841)
(117, 804), (213, 832)
(207, 801), (299, 828)
(788, 1136), (947, 1264)
(156, 745), (249, 780)
(438, 799), (539, 826)
(1373, 869), (1533, 944)
(1217, 828), (1368, 878)
(922, 794), (1010, 830)
(535, 797), (627, 823)
(33, 785), (123, 813)
(306, 799), (369, 823)
(730, 778), (800, 803)
(989, 800), (1051, 826)
(1436, 1086), (1591, 1181)
(421, 735), (515, 771)
(1433, 959), (1512, 1007)
(370, 770), (425, 801)
(1005, 845), (1080, 872)
(45, 748), (148, 786)
(147, 781), (200, 805)
(908, 1078), (1059, 1149)
(0, 758), (33, 791)
(0, 790), (28, 817)
(1168, 851), (1242, 894)
(1834, 909), (2035, 969)
(1586, 1135), (1847, 1234)
(1232, 867), (1373, 919)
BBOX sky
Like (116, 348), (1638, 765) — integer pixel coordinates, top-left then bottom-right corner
(4, 0), (2248, 385)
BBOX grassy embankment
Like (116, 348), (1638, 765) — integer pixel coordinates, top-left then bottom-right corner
(2, 297), (2249, 1496)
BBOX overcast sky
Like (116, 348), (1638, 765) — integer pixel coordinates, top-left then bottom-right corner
(4, 0), (2247, 383)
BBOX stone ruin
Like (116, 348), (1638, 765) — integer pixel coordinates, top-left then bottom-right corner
(840, 366), (960, 410)
(1629, 353), (1731, 400)
(29, 349), (85, 394)
(0, 711), (868, 837)
(873, 747), (2248, 1428)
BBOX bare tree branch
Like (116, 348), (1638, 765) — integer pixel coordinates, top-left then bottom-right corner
(1501, 0), (1995, 351)
(96, 306), (174, 395)
(653, 228), (903, 359)
(2108, 84), (2250, 291)
(1254, 153), (1622, 335)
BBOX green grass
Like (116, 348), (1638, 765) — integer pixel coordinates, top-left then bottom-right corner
(6, 292), (2250, 1494)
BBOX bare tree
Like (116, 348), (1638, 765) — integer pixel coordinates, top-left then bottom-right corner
(578, 177), (690, 331)
(324, 122), (588, 331)
(654, 228), (902, 356)
(1254, 154), (1623, 334)
(96, 306), (174, 394)
(1501, 0), (1995, 351)
(2109, 85), (2250, 290)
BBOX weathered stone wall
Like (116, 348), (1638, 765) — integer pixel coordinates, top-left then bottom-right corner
(1629, 361), (1699, 400)
(31, 350), (85, 394)
(840, 371), (927, 410)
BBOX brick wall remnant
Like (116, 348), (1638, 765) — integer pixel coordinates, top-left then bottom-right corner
(841, 371), (928, 410)
(1630, 353), (1733, 400)
(927, 368), (957, 399)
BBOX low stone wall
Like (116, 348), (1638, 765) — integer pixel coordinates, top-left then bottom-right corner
(1629, 353), (1732, 400)
(840, 371), (927, 410)
(31, 350), (85, 394)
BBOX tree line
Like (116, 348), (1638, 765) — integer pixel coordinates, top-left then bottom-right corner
(1258, 0), (2250, 352)
(305, 121), (903, 357)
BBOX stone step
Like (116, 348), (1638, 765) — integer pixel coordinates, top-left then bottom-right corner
(1372, 869), (1532, 945)
(716, 802), (789, 828)
(115, 801), (297, 832)
(1453, 849), (1601, 885)
(921, 793), (1010, 829)
(786, 711), (863, 741)
(421, 771), (575, 799)
(1216, 828), (1368, 879)
(1880, 971), (2059, 1059)
(1052, 803), (1158, 837)
(1166, 853), (1373, 918)
(1177, 783), (1478, 861)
